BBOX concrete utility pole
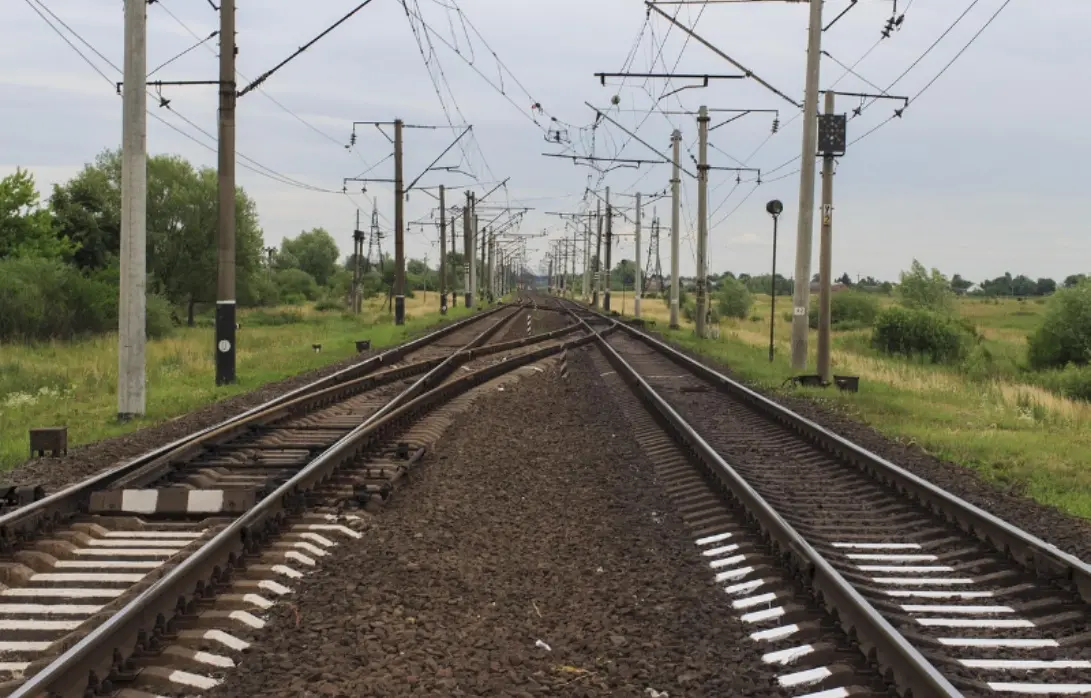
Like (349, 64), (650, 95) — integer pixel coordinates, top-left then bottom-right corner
(669, 129), (682, 329)
(790, 0), (826, 370)
(215, 0), (237, 386)
(118, 0), (147, 419)
(582, 214), (591, 300)
(634, 192), (642, 319)
(352, 210), (364, 314)
(478, 222), (486, 302)
(571, 224), (578, 300)
(464, 192), (474, 308)
(439, 185), (447, 314)
(487, 233), (495, 302)
(594, 200), (603, 307)
(470, 210), (478, 307)
(817, 91), (836, 383)
(604, 187), (613, 312)
(695, 106), (710, 339)
(393, 119), (406, 325)
(450, 209), (457, 307)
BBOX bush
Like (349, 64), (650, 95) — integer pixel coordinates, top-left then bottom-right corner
(1035, 365), (1091, 402)
(241, 273), (281, 307)
(808, 291), (880, 329)
(0, 257), (114, 341)
(716, 277), (752, 319)
(273, 268), (320, 302)
(897, 260), (955, 314)
(246, 309), (305, 326)
(145, 294), (175, 339)
(314, 299), (345, 312)
(1027, 282), (1091, 370)
(681, 299), (719, 325)
(871, 306), (972, 363)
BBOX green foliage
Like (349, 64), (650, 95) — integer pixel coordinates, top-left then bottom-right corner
(0, 256), (171, 341)
(743, 273), (793, 297)
(808, 291), (880, 329)
(716, 276), (752, 319)
(897, 260), (955, 313)
(246, 309), (305, 326)
(241, 273), (281, 307)
(274, 268), (320, 302)
(314, 299), (345, 312)
(1034, 365), (1091, 402)
(49, 156), (120, 269)
(1027, 282), (1091, 369)
(0, 169), (74, 260)
(144, 293), (175, 340)
(681, 299), (719, 325)
(871, 306), (973, 364)
(279, 228), (341, 286)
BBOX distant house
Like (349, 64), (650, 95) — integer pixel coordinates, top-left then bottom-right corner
(808, 282), (849, 293)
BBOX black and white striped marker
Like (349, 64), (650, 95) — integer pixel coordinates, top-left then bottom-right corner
(558, 348), (569, 381)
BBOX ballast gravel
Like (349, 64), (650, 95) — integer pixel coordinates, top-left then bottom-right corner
(204, 349), (777, 697)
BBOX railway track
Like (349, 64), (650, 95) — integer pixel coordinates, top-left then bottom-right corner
(0, 300), (590, 697)
(565, 300), (1091, 697)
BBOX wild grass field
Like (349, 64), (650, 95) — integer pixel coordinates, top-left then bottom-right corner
(599, 289), (1091, 519)
(0, 294), (469, 471)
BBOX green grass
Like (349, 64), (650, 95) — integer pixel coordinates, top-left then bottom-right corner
(0, 296), (471, 471)
(602, 290), (1091, 520)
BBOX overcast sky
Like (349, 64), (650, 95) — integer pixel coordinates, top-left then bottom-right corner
(3, 0), (1087, 283)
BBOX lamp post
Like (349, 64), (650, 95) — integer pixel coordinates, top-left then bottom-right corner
(766, 199), (783, 363)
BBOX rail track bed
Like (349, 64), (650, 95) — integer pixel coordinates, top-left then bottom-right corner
(0, 301), (590, 697)
(591, 316), (1091, 697)
(200, 343), (784, 697)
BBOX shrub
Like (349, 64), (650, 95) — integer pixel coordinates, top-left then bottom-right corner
(241, 273), (281, 307)
(897, 260), (955, 314)
(1035, 365), (1091, 402)
(0, 257), (116, 341)
(1026, 282), (1091, 370)
(808, 291), (880, 329)
(246, 309), (305, 326)
(716, 277), (752, 319)
(273, 268), (320, 302)
(681, 300), (719, 325)
(145, 294), (175, 339)
(871, 306), (972, 363)
(314, 299), (345, 312)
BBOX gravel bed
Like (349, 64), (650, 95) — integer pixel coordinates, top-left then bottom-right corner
(0, 315), (477, 492)
(205, 350), (779, 697)
(648, 330), (1091, 561)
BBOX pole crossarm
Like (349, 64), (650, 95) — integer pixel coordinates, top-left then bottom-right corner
(645, 2), (802, 108)
(585, 102), (697, 178)
(238, 0), (377, 97)
(405, 126), (473, 193)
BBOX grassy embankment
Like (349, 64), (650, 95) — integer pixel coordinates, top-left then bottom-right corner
(601, 290), (1091, 519)
(0, 295), (471, 471)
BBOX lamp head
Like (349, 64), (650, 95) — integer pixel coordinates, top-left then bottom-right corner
(766, 199), (783, 217)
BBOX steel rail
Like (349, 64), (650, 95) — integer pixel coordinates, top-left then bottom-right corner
(577, 313), (962, 697)
(598, 312), (1091, 602)
(0, 304), (511, 548)
(10, 312), (584, 698)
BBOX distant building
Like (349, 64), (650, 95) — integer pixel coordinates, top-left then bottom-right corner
(808, 282), (849, 293)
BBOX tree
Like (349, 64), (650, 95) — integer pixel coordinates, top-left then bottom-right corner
(836, 272), (854, 286)
(1027, 280), (1091, 369)
(950, 274), (974, 293)
(897, 260), (955, 314)
(612, 258), (637, 288)
(716, 276), (752, 319)
(280, 228), (340, 286)
(1036, 278), (1057, 296)
(1064, 274), (1087, 289)
(46, 149), (264, 321)
(0, 169), (72, 259)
